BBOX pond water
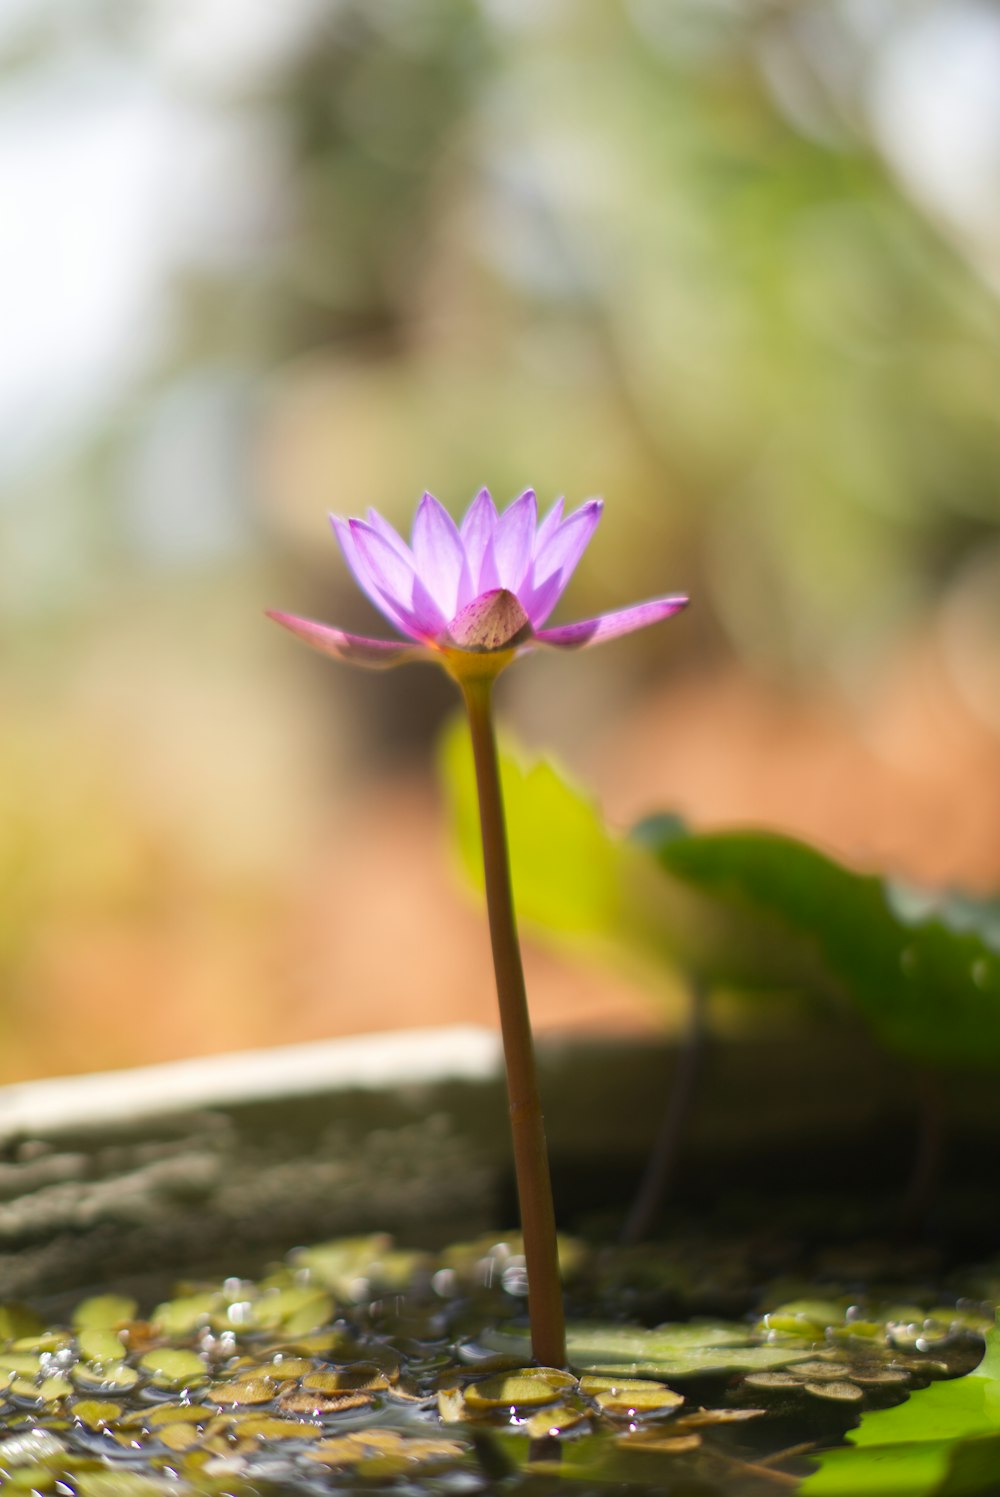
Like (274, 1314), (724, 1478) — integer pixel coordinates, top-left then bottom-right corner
(0, 1232), (991, 1497)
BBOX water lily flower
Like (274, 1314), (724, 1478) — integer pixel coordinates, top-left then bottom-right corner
(267, 488), (687, 680)
(268, 488), (687, 1371)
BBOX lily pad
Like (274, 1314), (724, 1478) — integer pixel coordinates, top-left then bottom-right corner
(802, 1320), (1000, 1495)
(71, 1360), (140, 1393)
(301, 1364), (390, 1394)
(594, 1386), (685, 1418)
(72, 1297), (137, 1332)
(71, 1400), (123, 1431)
(252, 1287), (334, 1334)
(208, 1376), (277, 1407)
(77, 1328), (127, 1364)
(463, 1372), (565, 1411)
(148, 1293), (218, 1338)
(0, 1305), (44, 1343)
(483, 1321), (815, 1378)
(137, 1349), (207, 1391)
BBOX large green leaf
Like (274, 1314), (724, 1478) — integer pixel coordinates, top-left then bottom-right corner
(801, 1324), (1000, 1496)
(481, 1319), (816, 1379)
(439, 717), (1000, 1069)
(641, 824), (1000, 1068)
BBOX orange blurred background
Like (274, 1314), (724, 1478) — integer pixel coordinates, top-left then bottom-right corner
(2, 1), (999, 1082)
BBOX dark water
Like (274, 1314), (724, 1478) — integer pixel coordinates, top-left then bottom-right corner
(0, 1231), (991, 1497)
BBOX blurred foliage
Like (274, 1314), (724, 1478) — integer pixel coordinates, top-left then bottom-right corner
(253, 0), (1000, 686)
(2, 0), (998, 683)
(441, 715), (1000, 1069)
(2, 0), (1000, 1075)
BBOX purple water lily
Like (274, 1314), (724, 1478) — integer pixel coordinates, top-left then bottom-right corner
(267, 488), (687, 677)
(268, 488), (688, 1370)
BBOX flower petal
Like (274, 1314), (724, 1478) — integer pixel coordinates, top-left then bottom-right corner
(521, 497), (603, 626)
(350, 518), (446, 638)
(266, 610), (431, 669)
(366, 508), (413, 562)
(533, 497), (602, 582)
(493, 489), (537, 591)
(534, 595), (689, 650)
(459, 487), (497, 587)
(331, 515), (417, 637)
(533, 496), (564, 554)
(411, 492), (469, 619)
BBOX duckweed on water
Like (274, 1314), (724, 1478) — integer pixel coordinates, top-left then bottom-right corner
(0, 1234), (991, 1496)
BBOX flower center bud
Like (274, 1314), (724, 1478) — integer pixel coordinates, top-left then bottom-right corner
(447, 589), (533, 651)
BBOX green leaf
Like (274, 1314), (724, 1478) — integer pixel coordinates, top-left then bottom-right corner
(0, 1303), (44, 1343)
(439, 717), (1000, 1071)
(71, 1295), (137, 1332)
(802, 1323), (1000, 1497)
(482, 1319), (816, 1379)
(644, 829), (1000, 1068)
(438, 715), (633, 941)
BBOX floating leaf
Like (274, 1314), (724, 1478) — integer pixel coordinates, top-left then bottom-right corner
(802, 1321), (1000, 1495)
(278, 1386), (372, 1415)
(483, 1320), (813, 1379)
(301, 1364), (390, 1394)
(148, 1293), (218, 1338)
(74, 1476), (176, 1497)
(145, 1404), (204, 1428)
(153, 1423), (202, 1453)
(35, 1374), (74, 1402)
(231, 1414), (319, 1442)
(252, 1287), (334, 1335)
(0, 1305), (44, 1343)
(71, 1400), (123, 1431)
(71, 1360), (140, 1393)
(261, 1356), (314, 1381)
(803, 1380), (865, 1404)
(0, 1352), (43, 1378)
(306, 1429), (465, 1472)
(208, 1377), (277, 1407)
(137, 1349), (206, 1391)
(464, 1372), (565, 1411)
(615, 1429), (702, 1454)
(77, 1328), (127, 1364)
(594, 1386), (684, 1418)
(525, 1401), (592, 1437)
(72, 1297), (137, 1332)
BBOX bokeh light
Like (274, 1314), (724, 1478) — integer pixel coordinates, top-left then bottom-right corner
(2, 0), (999, 1081)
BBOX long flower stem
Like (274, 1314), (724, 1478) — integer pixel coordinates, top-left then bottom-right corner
(461, 677), (566, 1369)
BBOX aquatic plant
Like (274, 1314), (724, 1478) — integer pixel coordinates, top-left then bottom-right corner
(268, 488), (688, 1366)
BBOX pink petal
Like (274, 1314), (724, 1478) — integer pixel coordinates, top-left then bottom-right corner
(534, 595), (689, 650)
(331, 516), (416, 637)
(459, 488), (499, 596)
(522, 498), (603, 626)
(266, 611), (431, 670)
(350, 518), (446, 638)
(366, 508), (413, 562)
(411, 492), (468, 619)
(533, 496), (564, 553)
(533, 497), (602, 582)
(493, 489), (537, 592)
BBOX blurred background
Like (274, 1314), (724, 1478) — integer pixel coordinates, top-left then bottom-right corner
(3, 0), (1000, 1083)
